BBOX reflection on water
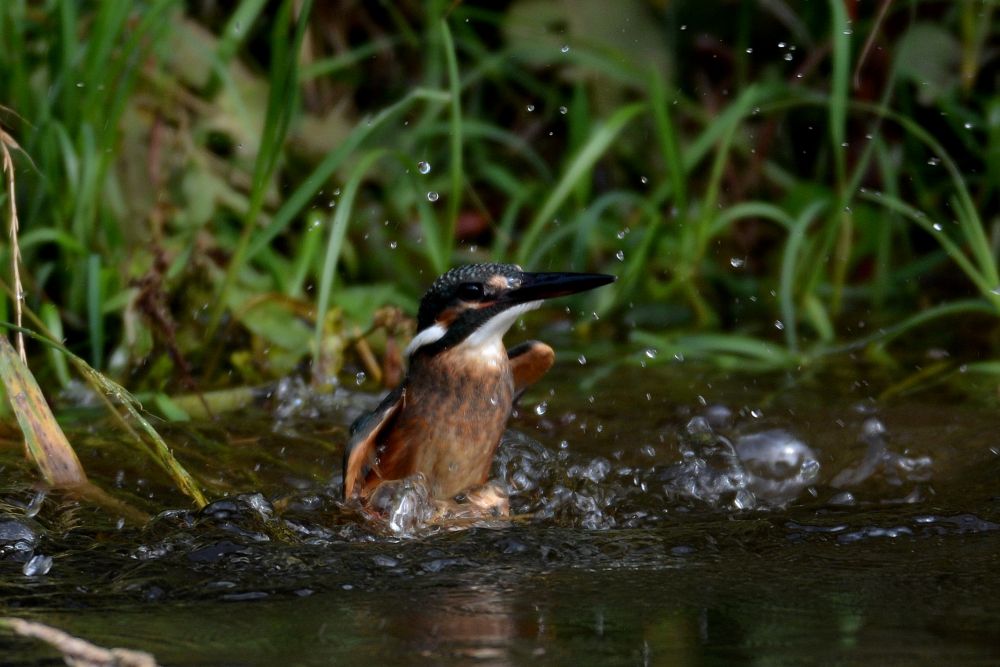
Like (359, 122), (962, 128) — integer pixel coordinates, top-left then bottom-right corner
(1, 362), (999, 665)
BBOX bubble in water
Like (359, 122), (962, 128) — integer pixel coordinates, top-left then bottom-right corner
(745, 48), (753, 54)
(389, 241), (398, 249)
(932, 223), (943, 232)
(735, 429), (820, 505)
(963, 122), (973, 130)
(684, 416), (713, 437)
(615, 250), (625, 261)
(640, 176), (648, 185)
(559, 106), (568, 114)
(368, 475), (434, 535)
(644, 348), (658, 359)
(774, 320), (785, 330)
(526, 104), (535, 112)
(426, 191), (439, 202)
(577, 355), (587, 365)
(560, 44), (570, 53)
(355, 371), (366, 385)
(417, 161), (432, 174)
(534, 401), (548, 416)
(927, 157), (940, 166)
(783, 53), (793, 61)
(23, 554), (52, 577)
(991, 286), (1000, 296)
(730, 257), (745, 268)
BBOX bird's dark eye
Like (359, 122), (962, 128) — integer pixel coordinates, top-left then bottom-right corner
(456, 282), (485, 301)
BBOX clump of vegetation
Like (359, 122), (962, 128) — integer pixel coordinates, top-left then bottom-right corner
(0, 1), (996, 421)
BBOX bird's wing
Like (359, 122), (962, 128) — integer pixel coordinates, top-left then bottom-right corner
(507, 340), (555, 397)
(342, 385), (404, 500)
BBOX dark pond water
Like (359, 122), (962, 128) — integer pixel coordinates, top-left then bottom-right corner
(2, 358), (999, 665)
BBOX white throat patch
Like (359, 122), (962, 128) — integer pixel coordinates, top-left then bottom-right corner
(460, 300), (542, 350)
(404, 300), (542, 358)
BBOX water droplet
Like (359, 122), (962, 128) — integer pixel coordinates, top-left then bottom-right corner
(76, 81), (84, 88)
(560, 44), (570, 53)
(963, 122), (973, 130)
(777, 41), (787, 48)
(534, 401), (548, 416)
(730, 257), (745, 268)
(783, 53), (793, 61)
(526, 104), (535, 112)
(927, 157), (940, 166)
(417, 161), (431, 174)
(990, 286), (1000, 296)
(680, 24), (687, 30)
(774, 320), (785, 330)
(644, 348), (658, 359)
(640, 176), (648, 185)
(615, 250), (625, 261)
(745, 48), (753, 54)
(426, 191), (439, 202)
(559, 106), (568, 115)
(389, 240), (398, 249)
(23, 554), (52, 577)
(932, 223), (943, 232)
(578, 355), (587, 365)
(355, 371), (366, 385)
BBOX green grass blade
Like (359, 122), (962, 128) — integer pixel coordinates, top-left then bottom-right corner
(243, 88), (449, 264)
(86, 253), (103, 369)
(208, 0), (314, 338)
(442, 19), (462, 265)
(779, 201), (827, 352)
(313, 150), (388, 379)
(516, 102), (644, 265)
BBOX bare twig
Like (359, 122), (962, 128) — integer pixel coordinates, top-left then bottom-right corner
(1, 617), (159, 667)
(854, 0), (894, 91)
(0, 125), (25, 362)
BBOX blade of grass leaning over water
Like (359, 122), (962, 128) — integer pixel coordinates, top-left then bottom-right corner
(0, 315), (207, 507)
(0, 334), (86, 486)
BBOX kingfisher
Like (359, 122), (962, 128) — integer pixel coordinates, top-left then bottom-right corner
(342, 263), (614, 515)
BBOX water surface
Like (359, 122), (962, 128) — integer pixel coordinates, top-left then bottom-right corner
(1, 360), (998, 665)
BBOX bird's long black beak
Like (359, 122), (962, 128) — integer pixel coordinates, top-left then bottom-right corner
(507, 271), (616, 304)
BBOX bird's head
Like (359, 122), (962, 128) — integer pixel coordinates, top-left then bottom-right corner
(405, 263), (615, 358)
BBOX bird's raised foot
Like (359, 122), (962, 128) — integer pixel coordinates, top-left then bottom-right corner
(434, 480), (510, 521)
